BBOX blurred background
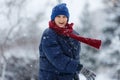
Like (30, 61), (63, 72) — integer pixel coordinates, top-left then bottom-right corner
(0, 0), (120, 80)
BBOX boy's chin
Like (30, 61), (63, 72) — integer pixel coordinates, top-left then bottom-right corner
(59, 26), (65, 28)
(58, 24), (65, 28)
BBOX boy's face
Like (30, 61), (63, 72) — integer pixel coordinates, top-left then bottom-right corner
(54, 15), (67, 28)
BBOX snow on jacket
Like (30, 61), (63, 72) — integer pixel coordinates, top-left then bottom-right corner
(39, 28), (81, 74)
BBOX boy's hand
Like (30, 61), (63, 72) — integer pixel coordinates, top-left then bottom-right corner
(80, 67), (96, 80)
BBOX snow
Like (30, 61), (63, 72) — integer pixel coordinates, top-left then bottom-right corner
(111, 36), (120, 51)
(23, 0), (48, 18)
(0, 0), (105, 29)
(89, 0), (105, 11)
(0, 0), (120, 80)
(79, 74), (86, 80)
(0, 15), (9, 30)
(79, 73), (112, 80)
(96, 73), (112, 80)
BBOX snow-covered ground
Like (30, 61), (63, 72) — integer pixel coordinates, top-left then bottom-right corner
(79, 73), (112, 80)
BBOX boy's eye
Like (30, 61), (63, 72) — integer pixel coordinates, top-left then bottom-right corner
(57, 15), (61, 18)
(63, 16), (67, 18)
(56, 15), (67, 18)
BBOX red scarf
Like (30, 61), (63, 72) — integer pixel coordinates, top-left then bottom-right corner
(49, 21), (102, 49)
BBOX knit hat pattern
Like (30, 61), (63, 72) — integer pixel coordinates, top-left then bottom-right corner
(51, 3), (70, 21)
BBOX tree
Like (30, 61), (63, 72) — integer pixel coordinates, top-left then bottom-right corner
(77, 1), (99, 71)
(57, 0), (62, 4)
(0, 0), (47, 80)
(90, 0), (120, 79)
(4, 56), (39, 80)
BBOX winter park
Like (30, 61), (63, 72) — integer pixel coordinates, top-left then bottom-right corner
(0, 0), (120, 80)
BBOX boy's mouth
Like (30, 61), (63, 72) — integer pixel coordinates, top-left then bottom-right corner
(59, 22), (64, 24)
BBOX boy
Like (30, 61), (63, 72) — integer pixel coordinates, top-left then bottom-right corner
(39, 3), (96, 80)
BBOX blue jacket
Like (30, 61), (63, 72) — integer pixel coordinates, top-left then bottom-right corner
(39, 28), (81, 74)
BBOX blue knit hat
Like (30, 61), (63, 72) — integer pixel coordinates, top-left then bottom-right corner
(51, 3), (70, 21)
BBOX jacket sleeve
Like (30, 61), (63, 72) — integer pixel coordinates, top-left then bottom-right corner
(41, 30), (81, 73)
